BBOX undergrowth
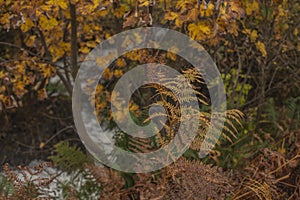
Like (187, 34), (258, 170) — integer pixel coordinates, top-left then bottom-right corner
(1, 70), (299, 200)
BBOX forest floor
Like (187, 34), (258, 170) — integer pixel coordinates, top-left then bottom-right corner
(0, 97), (82, 167)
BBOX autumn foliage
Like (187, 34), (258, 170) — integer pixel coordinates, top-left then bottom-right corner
(0, 0), (299, 199)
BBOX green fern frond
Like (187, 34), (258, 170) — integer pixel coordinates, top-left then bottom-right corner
(49, 141), (92, 173)
(285, 97), (300, 126)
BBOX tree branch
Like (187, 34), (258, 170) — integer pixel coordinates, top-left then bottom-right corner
(69, 1), (78, 80)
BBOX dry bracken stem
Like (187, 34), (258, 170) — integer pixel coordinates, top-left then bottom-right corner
(270, 154), (300, 174)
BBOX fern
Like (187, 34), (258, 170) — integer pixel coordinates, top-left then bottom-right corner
(233, 177), (279, 200)
(0, 173), (14, 198)
(49, 141), (92, 173)
(164, 157), (233, 200)
(262, 97), (300, 132)
(104, 157), (234, 200)
(263, 98), (279, 124)
(49, 142), (103, 199)
(285, 97), (300, 130)
(128, 67), (244, 157)
(84, 164), (125, 199)
(1, 162), (54, 199)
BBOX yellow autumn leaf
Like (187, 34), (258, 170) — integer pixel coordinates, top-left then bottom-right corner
(186, 8), (197, 21)
(125, 50), (141, 61)
(39, 15), (58, 30)
(245, 0), (259, 16)
(165, 12), (178, 21)
(38, 88), (48, 101)
(175, 17), (184, 28)
(256, 41), (267, 57)
(96, 84), (103, 93)
(0, 13), (10, 25)
(96, 101), (107, 110)
(96, 57), (105, 67)
(114, 6), (126, 18)
(114, 69), (123, 77)
(57, 0), (68, 9)
(13, 81), (27, 98)
(0, 71), (6, 79)
(176, 0), (190, 11)
(167, 51), (177, 61)
(205, 3), (215, 17)
(168, 46), (179, 54)
(102, 68), (113, 80)
(47, 0), (68, 10)
(105, 32), (111, 39)
(79, 46), (90, 54)
(96, 53), (116, 67)
(15, 64), (25, 75)
(227, 22), (239, 36)
(134, 32), (143, 44)
(70, 0), (79, 4)
(116, 58), (126, 68)
(24, 73), (35, 85)
(21, 18), (34, 32)
(98, 8), (110, 17)
(114, 109), (126, 123)
(129, 103), (139, 112)
(24, 35), (36, 47)
(39, 63), (56, 78)
(139, 0), (149, 7)
(39, 142), (45, 149)
(59, 41), (71, 52)
(293, 28), (298, 36)
(188, 22), (211, 41)
(49, 45), (65, 62)
(277, 5), (286, 17)
(243, 28), (251, 35)
(250, 30), (258, 42)
(86, 41), (96, 48)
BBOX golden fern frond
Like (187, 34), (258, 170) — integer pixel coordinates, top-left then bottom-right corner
(153, 100), (180, 117)
(190, 109), (244, 151)
(182, 68), (205, 83)
(150, 89), (177, 101)
(233, 178), (275, 200)
(223, 109), (244, 140)
(226, 109), (244, 126)
(151, 69), (208, 105)
(127, 68), (244, 158)
(143, 111), (168, 124)
(128, 137), (154, 153)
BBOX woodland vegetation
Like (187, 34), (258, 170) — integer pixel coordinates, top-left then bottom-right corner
(0, 0), (299, 199)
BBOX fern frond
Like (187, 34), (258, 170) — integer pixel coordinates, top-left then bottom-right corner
(126, 67), (244, 159)
(182, 68), (205, 83)
(233, 178), (275, 200)
(2, 162), (54, 199)
(49, 141), (92, 172)
(226, 109), (244, 127)
(165, 157), (234, 200)
(128, 137), (154, 153)
(85, 164), (124, 200)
